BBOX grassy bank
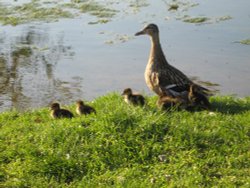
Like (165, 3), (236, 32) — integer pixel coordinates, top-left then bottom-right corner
(0, 94), (249, 187)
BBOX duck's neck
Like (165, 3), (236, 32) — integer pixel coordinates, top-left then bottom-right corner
(149, 34), (168, 65)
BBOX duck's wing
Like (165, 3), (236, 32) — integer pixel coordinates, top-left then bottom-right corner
(158, 64), (192, 88)
(156, 64), (211, 97)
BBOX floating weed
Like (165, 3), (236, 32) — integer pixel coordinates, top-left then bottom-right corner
(104, 33), (134, 45)
(183, 16), (210, 24)
(238, 39), (250, 45)
(0, 1), (73, 26)
(178, 15), (232, 25)
(79, 2), (117, 18)
(129, 0), (149, 13)
(216, 15), (232, 22)
(88, 19), (109, 25)
(0, 0), (117, 26)
(168, 4), (179, 11)
(166, 0), (199, 12)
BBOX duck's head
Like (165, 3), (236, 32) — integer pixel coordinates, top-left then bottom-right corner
(122, 88), (133, 96)
(135, 23), (159, 36)
(76, 100), (84, 106)
(51, 102), (60, 110)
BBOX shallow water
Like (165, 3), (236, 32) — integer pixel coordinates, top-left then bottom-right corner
(0, 0), (249, 112)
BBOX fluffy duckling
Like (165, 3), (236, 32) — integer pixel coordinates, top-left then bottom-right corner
(76, 100), (96, 115)
(188, 84), (211, 109)
(157, 95), (187, 110)
(50, 102), (74, 119)
(122, 88), (145, 106)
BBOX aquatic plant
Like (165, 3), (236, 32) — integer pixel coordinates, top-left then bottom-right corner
(183, 16), (210, 24)
(0, 0), (117, 26)
(239, 39), (250, 45)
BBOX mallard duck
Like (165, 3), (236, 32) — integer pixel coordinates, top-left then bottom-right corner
(157, 95), (188, 110)
(188, 84), (210, 109)
(50, 102), (74, 119)
(76, 100), (96, 115)
(135, 23), (210, 98)
(122, 88), (145, 106)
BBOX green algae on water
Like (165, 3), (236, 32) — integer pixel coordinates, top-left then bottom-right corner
(239, 39), (250, 45)
(216, 15), (232, 22)
(0, 1), (73, 26)
(183, 16), (209, 23)
(168, 4), (179, 11)
(79, 2), (117, 18)
(166, 0), (199, 12)
(0, 0), (117, 26)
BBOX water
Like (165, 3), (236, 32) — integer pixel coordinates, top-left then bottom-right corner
(0, 0), (249, 112)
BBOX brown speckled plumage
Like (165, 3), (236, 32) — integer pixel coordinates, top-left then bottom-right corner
(188, 84), (210, 109)
(157, 95), (188, 110)
(76, 100), (96, 115)
(135, 23), (210, 98)
(122, 88), (145, 106)
(50, 103), (74, 119)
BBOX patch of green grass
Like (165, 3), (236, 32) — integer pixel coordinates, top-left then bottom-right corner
(0, 94), (250, 187)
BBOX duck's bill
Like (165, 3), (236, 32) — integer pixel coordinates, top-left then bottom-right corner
(135, 30), (145, 36)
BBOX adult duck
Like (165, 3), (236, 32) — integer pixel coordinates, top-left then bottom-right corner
(135, 23), (210, 98)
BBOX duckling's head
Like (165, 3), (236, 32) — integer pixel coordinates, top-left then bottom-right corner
(50, 102), (60, 110)
(135, 23), (159, 36)
(76, 100), (84, 106)
(189, 84), (199, 94)
(122, 88), (133, 96)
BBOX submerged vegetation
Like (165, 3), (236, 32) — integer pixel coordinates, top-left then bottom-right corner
(0, 94), (250, 187)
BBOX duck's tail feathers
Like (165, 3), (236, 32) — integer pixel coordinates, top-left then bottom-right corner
(191, 84), (214, 97)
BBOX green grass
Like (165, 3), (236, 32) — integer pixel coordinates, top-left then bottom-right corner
(0, 93), (250, 187)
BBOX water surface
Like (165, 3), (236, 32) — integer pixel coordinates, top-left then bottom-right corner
(0, 0), (249, 112)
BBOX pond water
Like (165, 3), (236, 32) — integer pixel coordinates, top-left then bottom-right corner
(0, 0), (249, 112)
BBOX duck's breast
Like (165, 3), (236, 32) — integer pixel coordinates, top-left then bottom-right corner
(144, 62), (154, 91)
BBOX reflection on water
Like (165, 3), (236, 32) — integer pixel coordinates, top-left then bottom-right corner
(0, 26), (83, 112)
(0, 0), (250, 112)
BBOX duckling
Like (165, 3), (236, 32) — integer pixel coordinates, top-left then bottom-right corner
(135, 23), (210, 98)
(76, 100), (96, 115)
(50, 102), (74, 119)
(122, 88), (145, 106)
(157, 95), (188, 110)
(188, 84), (211, 109)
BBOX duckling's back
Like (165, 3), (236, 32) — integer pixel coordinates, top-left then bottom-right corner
(51, 109), (74, 119)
